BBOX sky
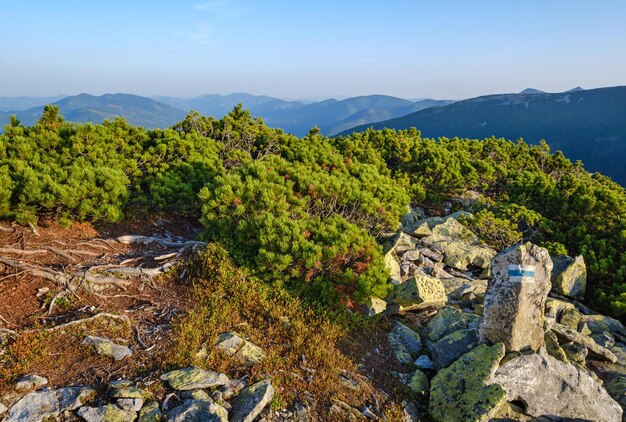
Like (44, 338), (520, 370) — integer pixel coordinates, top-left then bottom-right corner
(1, 0), (625, 100)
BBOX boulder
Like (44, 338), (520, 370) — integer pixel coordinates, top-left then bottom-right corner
(56, 386), (96, 411)
(544, 330), (568, 362)
(160, 367), (229, 390)
(214, 332), (266, 364)
(388, 322), (422, 365)
(413, 355), (434, 370)
(387, 275), (447, 311)
(229, 379), (275, 422)
(552, 322), (618, 363)
(15, 375), (48, 392)
(166, 399), (228, 422)
(363, 296), (387, 316)
(480, 242), (553, 351)
(117, 398), (144, 412)
(429, 343), (506, 422)
(82, 336), (132, 361)
(77, 404), (136, 421)
(403, 221), (432, 238)
(407, 369), (429, 396)
(579, 314), (626, 337)
(488, 351), (622, 422)
(559, 306), (582, 329)
(561, 341), (587, 365)
(438, 240), (496, 271)
(138, 400), (162, 422)
(425, 306), (481, 343)
(431, 328), (479, 369)
(4, 390), (59, 422)
(551, 254), (586, 299)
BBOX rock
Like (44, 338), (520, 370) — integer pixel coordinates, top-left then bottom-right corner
(544, 330), (568, 362)
(56, 386), (96, 411)
(559, 306), (582, 329)
(4, 390), (59, 422)
(413, 355), (434, 370)
(229, 379), (275, 422)
(214, 332), (266, 364)
(561, 342), (588, 365)
(109, 387), (152, 400)
(402, 250), (421, 262)
(579, 314), (626, 337)
(77, 404), (136, 422)
(402, 402), (420, 422)
(0, 402), (7, 416)
(387, 275), (447, 311)
(166, 399), (228, 422)
(388, 322), (422, 365)
(82, 336), (132, 361)
(385, 250), (402, 285)
(488, 351), (622, 422)
(418, 247), (443, 262)
(117, 398), (144, 412)
(604, 376), (626, 410)
(403, 221), (432, 238)
(407, 369), (429, 396)
(138, 400), (162, 422)
(329, 399), (362, 420)
(218, 379), (247, 400)
(429, 343), (506, 422)
(363, 296), (386, 316)
(480, 242), (553, 351)
(15, 375), (48, 392)
(439, 240), (496, 271)
(544, 297), (576, 325)
(160, 367), (229, 390)
(425, 306), (481, 343)
(182, 389), (212, 401)
(431, 328), (479, 369)
(552, 322), (618, 362)
(551, 254), (586, 299)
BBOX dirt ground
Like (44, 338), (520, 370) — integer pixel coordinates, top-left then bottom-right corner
(0, 216), (202, 393)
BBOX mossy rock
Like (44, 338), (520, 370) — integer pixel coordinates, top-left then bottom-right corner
(429, 343), (506, 422)
(545, 330), (568, 363)
(407, 369), (429, 396)
(425, 306), (482, 343)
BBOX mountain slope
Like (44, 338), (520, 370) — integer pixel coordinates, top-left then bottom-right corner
(0, 95), (66, 112)
(344, 86), (626, 184)
(0, 93), (187, 128)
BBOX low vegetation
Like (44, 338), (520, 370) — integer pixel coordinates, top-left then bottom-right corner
(1, 105), (625, 316)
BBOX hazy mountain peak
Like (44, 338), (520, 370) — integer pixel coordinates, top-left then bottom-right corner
(519, 88), (545, 94)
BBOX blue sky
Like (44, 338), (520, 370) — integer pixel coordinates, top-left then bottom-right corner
(2, 0), (625, 99)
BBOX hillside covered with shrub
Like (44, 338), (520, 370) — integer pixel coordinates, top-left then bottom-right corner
(1, 105), (625, 318)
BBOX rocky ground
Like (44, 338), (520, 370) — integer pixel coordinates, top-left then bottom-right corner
(1, 208), (625, 421)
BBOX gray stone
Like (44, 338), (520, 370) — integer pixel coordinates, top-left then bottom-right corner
(388, 322), (422, 365)
(0, 402), (8, 416)
(218, 379), (247, 400)
(480, 242), (553, 351)
(551, 254), (586, 299)
(229, 379), (275, 422)
(15, 375), (48, 392)
(425, 306), (482, 343)
(109, 386), (152, 399)
(402, 402), (420, 422)
(166, 399), (228, 422)
(82, 336), (132, 361)
(488, 351), (622, 422)
(579, 314), (626, 337)
(4, 390), (59, 422)
(181, 389), (212, 402)
(117, 398), (144, 412)
(77, 404), (135, 422)
(160, 367), (229, 390)
(413, 354), (434, 370)
(363, 296), (386, 316)
(138, 400), (162, 422)
(552, 322), (618, 362)
(387, 274), (447, 311)
(214, 332), (266, 364)
(56, 386), (96, 411)
(431, 328), (479, 369)
(407, 369), (429, 395)
(429, 343), (507, 422)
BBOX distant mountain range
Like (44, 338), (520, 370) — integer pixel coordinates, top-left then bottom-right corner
(0, 93), (452, 137)
(344, 86), (626, 185)
(1, 86), (625, 184)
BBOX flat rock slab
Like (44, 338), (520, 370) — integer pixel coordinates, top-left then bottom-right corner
(160, 367), (229, 391)
(5, 390), (59, 422)
(166, 399), (228, 422)
(15, 375), (48, 392)
(83, 336), (132, 361)
(77, 404), (136, 422)
(430, 343), (506, 422)
(488, 351), (622, 422)
(57, 386), (96, 411)
(388, 274), (447, 311)
(229, 379), (275, 422)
